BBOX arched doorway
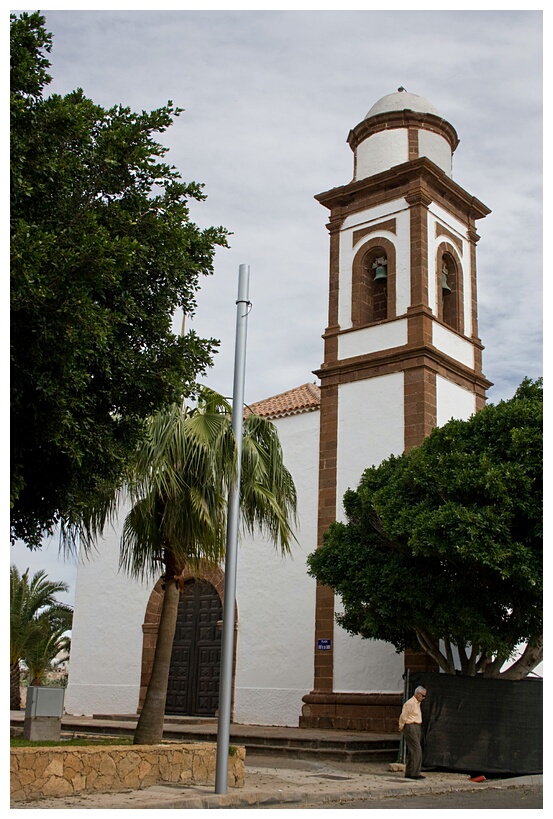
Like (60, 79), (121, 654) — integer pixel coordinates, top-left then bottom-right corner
(137, 566), (238, 715)
(165, 579), (222, 716)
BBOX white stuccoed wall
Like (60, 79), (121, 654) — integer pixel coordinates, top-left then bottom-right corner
(233, 408), (320, 726)
(418, 130), (452, 176)
(336, 372), (405, 512)
(433, 323), (475, 370)
(333, 373), (406, 692)
(436, 375), (476, 427)
(355, 129), (408, 179)
(65, 407), (321, 725)
(333, 599), (405, 693)
(64, 502), (150, 715)
(338, 319), (408, 361)
(355, 128), (452, 182)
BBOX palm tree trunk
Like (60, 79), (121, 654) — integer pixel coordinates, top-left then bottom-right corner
(10, 662), (21, 711)
(133, 554), (180, 745)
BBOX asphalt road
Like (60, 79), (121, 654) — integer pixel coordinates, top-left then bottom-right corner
(252, 784), (543, 810)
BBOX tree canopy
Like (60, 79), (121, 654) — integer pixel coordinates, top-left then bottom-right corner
(307, 378), (542, 678)
(119, 389), (298, 585)
(10, 12), (229, 548)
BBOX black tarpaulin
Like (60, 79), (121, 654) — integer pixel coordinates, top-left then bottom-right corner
(408, 672), (542, 776)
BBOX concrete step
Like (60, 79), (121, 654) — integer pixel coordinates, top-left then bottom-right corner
(244, 744), (399, 763)
(10, 712), (401, 764)
(94, 713), (216, 726)
(237, 734), (398, 753)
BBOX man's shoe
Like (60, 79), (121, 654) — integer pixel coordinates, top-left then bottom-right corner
(405, 775), (426, 780)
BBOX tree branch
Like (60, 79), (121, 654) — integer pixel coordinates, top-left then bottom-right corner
(482, 653), (507, 677)
(415, 629), (454, 673)
(499, 635), (543, 680)
(467, 643), (480, 676)
(444, 636), (455, 671)
(475, 651), (490, 674)
(456, 639), (469, 675)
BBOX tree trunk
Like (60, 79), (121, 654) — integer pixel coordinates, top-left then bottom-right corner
(499, 635), (543, 680)
(10, 662), (21, 711)
(482, 653), (506, 677)
(415, 629), (456, 673)
(133, 560), (180, 745)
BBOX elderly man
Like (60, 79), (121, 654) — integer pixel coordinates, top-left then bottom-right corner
(398, 685), (427, 780)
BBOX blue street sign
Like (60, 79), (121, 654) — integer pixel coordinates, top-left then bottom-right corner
(317, 639), (332, 650)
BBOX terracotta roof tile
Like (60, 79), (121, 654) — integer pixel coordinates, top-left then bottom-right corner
(246, 383), (320, 420)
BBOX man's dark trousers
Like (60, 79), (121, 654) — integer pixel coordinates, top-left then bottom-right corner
(403, 723), (422, 777)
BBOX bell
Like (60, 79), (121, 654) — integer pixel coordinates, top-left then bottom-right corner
(373, 265), (387, 282)
(441, 271), (452, 292)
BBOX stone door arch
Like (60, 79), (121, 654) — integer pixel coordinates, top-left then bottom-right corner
(138, 566), (237, 717)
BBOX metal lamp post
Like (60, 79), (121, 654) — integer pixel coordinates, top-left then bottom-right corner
(215, 264), (251, 793)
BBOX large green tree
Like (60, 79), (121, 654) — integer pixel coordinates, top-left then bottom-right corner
(307, 379), (542, 679)
(75, 388), (297, 745)
(10, 566), (73, 709)
(11, 12), (228, 548)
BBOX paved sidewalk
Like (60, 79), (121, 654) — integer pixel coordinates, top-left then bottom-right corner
(10, 712), (541, 809)
(12, 754), (542, 809)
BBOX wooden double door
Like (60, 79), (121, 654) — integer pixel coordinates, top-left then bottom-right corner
(165, 579), (222, 716)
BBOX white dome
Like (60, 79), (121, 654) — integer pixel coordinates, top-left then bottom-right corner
(350, 89), (455, 181)
(365, 90), (440, 120)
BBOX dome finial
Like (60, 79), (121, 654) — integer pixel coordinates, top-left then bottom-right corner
(398, 86), (406, 92)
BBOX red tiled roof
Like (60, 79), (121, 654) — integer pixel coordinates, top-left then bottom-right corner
(246, 383), (320, 420)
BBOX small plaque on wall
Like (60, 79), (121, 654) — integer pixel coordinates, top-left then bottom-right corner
(317, 639), (332, 650)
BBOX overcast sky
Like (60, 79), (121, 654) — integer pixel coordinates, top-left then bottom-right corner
(10, 6), (543, 604)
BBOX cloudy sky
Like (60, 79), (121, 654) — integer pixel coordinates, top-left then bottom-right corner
(10, 6), (543, 603)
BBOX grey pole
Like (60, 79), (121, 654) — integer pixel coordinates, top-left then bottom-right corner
(215, 264), (251, 794)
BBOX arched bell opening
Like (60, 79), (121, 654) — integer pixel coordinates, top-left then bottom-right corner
(351, 237), (396, 327)
(437, 244), (464, 334)
(370, 254), (388, 322)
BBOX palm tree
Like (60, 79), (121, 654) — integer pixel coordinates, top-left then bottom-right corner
(23, 607), (73, 686)
(71, 388), (297, 745)
(10, 566), (72, 709)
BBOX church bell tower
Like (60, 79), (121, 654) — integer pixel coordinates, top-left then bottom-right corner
(302, 89), (492, 731)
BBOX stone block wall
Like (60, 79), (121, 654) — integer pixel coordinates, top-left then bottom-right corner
(300, 692), (403, 732)
(11, 742), (245, 803)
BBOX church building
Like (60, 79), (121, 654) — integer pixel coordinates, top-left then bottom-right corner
(65, 89), (491, 731)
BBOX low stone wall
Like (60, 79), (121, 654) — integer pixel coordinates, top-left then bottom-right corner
(11, 742), (245, 803)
